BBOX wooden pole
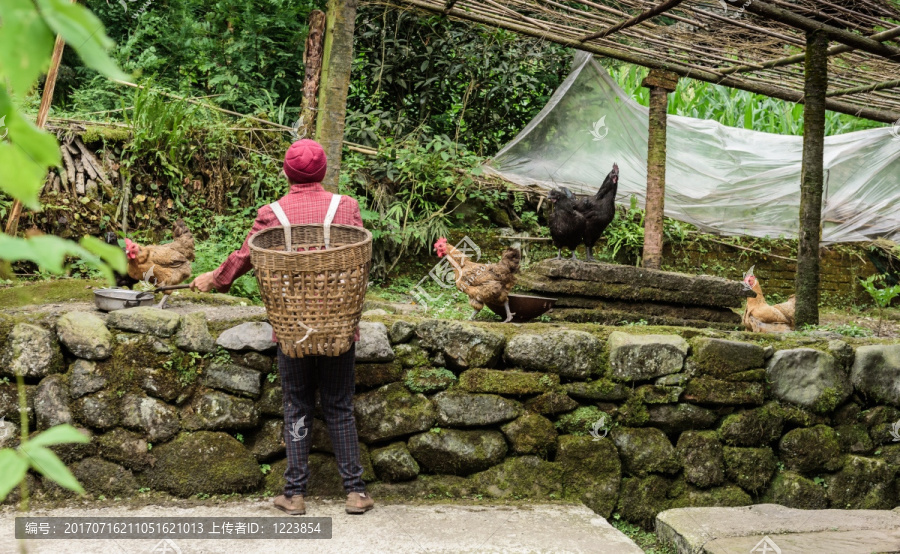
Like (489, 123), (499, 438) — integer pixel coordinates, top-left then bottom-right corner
(641, 70), (678, 270)
(4, 35), (66, 237)
(795, 30), (829, 327)
(315, 0), (359, 192)
(297, 10), (327, 139)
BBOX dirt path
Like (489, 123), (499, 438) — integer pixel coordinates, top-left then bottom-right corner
(1, 500), (643, 554)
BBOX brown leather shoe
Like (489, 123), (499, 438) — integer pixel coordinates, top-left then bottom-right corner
(273, 494), (306, 515)
(345, 492), (374, 514)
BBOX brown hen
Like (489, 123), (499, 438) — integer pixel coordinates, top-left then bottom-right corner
(434, 237), (520, 322)
(741, 266), (796, 333)
(125, 219), (195, 309)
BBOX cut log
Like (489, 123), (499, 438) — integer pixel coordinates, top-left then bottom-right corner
(73, 137), (111, 185)
(60, 146), (76, 185)
(75, 172), (85, 195)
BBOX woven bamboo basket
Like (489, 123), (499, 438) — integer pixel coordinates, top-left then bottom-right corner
(249, 224), (372, 357)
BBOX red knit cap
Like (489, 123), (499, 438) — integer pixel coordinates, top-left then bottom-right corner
(283, 139), (327, 184)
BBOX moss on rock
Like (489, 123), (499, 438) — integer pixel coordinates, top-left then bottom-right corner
(524, 391), (578, 415)
(355, 362), (404, 390)
(501, 413), (558, 456)
(668, 482), (752, 510)
(779, 425), (843, 473)
(557, 435), (621, 517)
(825, 455), (895, 509)
(765, 470), (828, 509)
(723, 446), (776, 494)
(458, 368), (558, 395)
(404, 368), (457, 394)
(690, 337), (765, 377)
(555, 406), (607, 435)
(835, 423), (873, 454)
(72, 457), (138, 497)
(611, 427), (680, 476)
(471, 455), (563, 499)
(718, 405), (783, 447)
(683, 377), (764, 406)
(563, 379), (628, 402)
(407, 429), (507, 476)
(617, 475), (672, 528)
(144, 431), (261, 497)
(676, 431), (724, 488)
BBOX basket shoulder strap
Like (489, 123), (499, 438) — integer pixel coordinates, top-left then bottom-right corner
(268, 201), (292, 252)
(323, 194), (342, 249)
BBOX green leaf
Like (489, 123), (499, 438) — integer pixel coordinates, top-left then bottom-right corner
(0, 0), (55, 97)
(36, 0), (129, 82)
(0, 234), (115, 283)
(27, 424), (90, 448)
(0, 142), (49, 210)
(80, 235), (127, 275)
(0, 449), (29, 502)
(19, 444), (84, 494)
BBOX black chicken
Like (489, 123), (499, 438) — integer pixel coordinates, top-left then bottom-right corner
(577, 163), (619, 262)
(547, 187), (586, 260)
(105, 231), (139, 289)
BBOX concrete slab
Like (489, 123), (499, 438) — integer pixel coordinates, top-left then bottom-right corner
(656, 503), (900, 554)
(1, 500), (644, 554)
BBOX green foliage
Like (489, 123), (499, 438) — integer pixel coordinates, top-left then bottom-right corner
(607, 63), (882, 135)
(341, 135), (487, 279)
(0, 421), (89, 502)
(859, 274), (900, 336)
(798, 323), (872, 338)
(260, 464), (271, 475)
(610, 515), (677, 554)
(348, 7), (571, 155)
(163, 350), (203, 387)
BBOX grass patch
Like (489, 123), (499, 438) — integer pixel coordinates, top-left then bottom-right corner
(0, 278), (101, 307)
(611, 516), (676, 554)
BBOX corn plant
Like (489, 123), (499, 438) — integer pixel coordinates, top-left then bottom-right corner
(859, 274), (900, 336)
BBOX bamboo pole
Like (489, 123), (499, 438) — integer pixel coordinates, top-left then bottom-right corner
(580, 0), (685, 42)
(794, 30), (829, 328)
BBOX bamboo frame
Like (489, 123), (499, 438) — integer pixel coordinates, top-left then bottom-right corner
(386, 0), (900, 123)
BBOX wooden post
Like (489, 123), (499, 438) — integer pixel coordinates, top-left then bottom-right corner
(795, 30), (829, 327)
(315, 0), (359, 192)
(640, 70), (678, 270)
(297, 10), (327, 140)
(4, 34), (66, 237)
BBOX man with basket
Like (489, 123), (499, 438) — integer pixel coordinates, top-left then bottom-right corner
(191, 139), (374, 516)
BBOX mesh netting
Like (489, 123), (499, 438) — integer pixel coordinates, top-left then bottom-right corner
(485, 52), (900, 244)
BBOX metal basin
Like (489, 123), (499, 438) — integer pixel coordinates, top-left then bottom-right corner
(94, 288), (155, 312)
(487, 294), (557, 323)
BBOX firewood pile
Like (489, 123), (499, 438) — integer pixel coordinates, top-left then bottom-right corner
(45, 129), (119, 199)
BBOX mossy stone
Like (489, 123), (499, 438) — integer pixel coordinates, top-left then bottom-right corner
(175, 312), (216, 354)
(106, 307), (181, 338)
(433, 391), (522, 427)
(307, 453), (346, 497)
(718, 405), (783, 447)
(72, 457), (138, 497)
(524, 392), (578, 415)
(683, 377), (764, 406)
(257, 382), (283, 417)
(835, 423), (873, 454)
(862, 406), (900, 445)
(367, 474), (475, 500)
(33, 374), (73, 430)
(458, 368), (558, 395)
(635, 385), (683, 404)
(501, 413), (558, 456)
(676, 431), (724, 488)
(354, 382), (436, 442)
(404, 368), (457, 394)
(180, 390), (257, 433)
(723, 446), (776, 494)
(779, 425), (843, 473)
(765, 470), (828, 509)
(95, 428), (154, 471)
(647, 403), (718, 434)
(416, 320), (505, 370)
(389, 320), (416, 344)
(668, 483), (752, 510)
(504, 330), (603, 379)
(471, 455), (562, 499)
(1, 323), (63, 378)
(248, 419), (285, 462)
(608, 332), (688, 382)
(56, 311), (113, 360)
(555, 405), (608, 435)
(825, 455), (895, 509)
(557, 435), (621, 517)
(73, 391), (120, 430)
(355, 362), (404, 390)
(394, 343), (430, 369)
(611, 427), (680, 476)
(617, 475), (672, 527)
(563, 379), (628, 402)
(408, 429), (507, 476)
(371, 442), (420, 482)
(144, 431), (261, 497)
(690, 337), (765, 377)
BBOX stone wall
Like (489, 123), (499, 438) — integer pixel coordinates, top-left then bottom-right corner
(2, 307), (900, 527)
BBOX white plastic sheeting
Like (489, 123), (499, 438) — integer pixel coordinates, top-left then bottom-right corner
(485, 52), (900, 243)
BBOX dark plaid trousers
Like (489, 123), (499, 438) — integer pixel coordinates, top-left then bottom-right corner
(278, 344), (366, 497)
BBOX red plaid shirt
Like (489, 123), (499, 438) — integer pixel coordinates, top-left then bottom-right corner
(212, 182), (365, 342)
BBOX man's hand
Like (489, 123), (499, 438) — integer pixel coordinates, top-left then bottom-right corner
(190, 271), (217, 293)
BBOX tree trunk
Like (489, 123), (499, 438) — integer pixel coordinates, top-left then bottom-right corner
(795, 30), (829, 327)
(297, 10), (326, 140)
(315, 0), (359, 192)
(641, 70), (677, 270)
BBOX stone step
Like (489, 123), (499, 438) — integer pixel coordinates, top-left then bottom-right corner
(656, 503), (900, 554)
